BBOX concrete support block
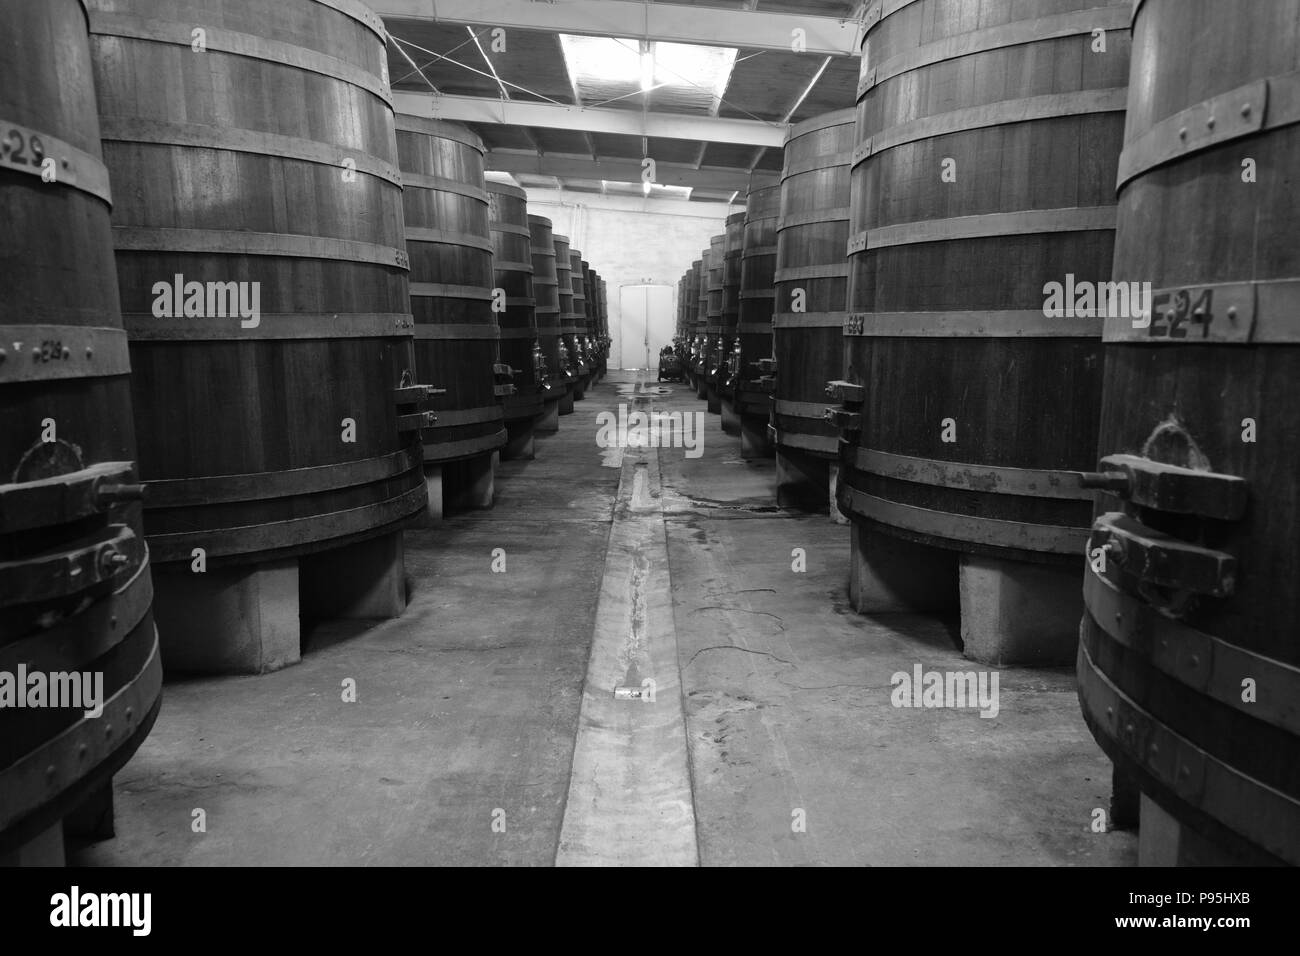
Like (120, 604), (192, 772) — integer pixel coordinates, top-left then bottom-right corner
(1138, 793), (1254, 866)
(448, 451), (497, 511)
(706, 385), (721, 414)
(63, 782), (115, 843)
(775, 448), (829, 511)
(740, 415), (773, 459)
(828, 463), (850, 525)
(422, 465), (445, 523)
(1110, 763), (1140, 831)
(957, 553), (1083, 666)
(153, 560), (300, 674)
(502, 420), (536, 461)
(720, 398), (740, 435)
(537, 398), (561, 433)
(559, 389), (575, 415)
(300, 532), (407, 621)
(0, 822), (64, 866)
(849, 522), (958, 614)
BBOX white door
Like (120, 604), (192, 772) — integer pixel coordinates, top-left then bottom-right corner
(615, 284), (673, 369)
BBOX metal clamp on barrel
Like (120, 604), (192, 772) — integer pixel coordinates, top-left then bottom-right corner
(0, 461), (144, 534)
(1089, 512), (1236, 598)
(0, 524), (138, 608)
(755, 357), (778, 394)
(393, 373), (444, 432)
(824, 379), (864, 434)
(1080, 454), (1248, 520)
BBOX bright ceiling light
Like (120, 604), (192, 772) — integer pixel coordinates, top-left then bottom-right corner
(560, 35), (737, 100)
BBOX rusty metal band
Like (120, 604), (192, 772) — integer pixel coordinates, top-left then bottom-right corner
(488, 181), (528, 200)
(426, 405), (505, 428)
(497, 327), (539, 340)
(533, 279), (559, 289)
(394, 115), (484, 152)
(774, 399), (831, 419)
(1085, 567), (1300, 737)
(859, 6), (1131, 97)
(530, 247), (557, 258)
(399, 171), (489, 202)
(423, 429), (508, 462)
(854, 88), (1128, 168)
(144, 446), (421, 508)
(778, 208), (852, 231)
(772, 428), (838, 455)
(773, 312), (846, 328)
(0, 326), (131, 382)
(843, 309), (1104, 337)
(493, 260), (535, 274)
(0, 633), (162, 835)
(785, 108), (858, 143)
(1117, 73), (1300, 190)
(737, 322), (773, 334)
(774, 264), (849, 282)
(742, 244), (778, 257)
(0, 117), (112, 205)
(409, 283), (495, 301)
(851, 205), (1117, 253)
(1102, 279), (1300, 345)
(309, 0), (389, 41)
(404, 227), (494, 254)
(0, 551), (151, 675)
(122, 312), (414, 340)
(0, 461), (134, 534)
(849, 447), (1096, 500)
(412, 323), (500, 340)
(490, 223), (533, 238)
(861, 0), (924, 32)
(499, 297), (535, 309)
(87, 11), (391, 106)
(147, 482), (426, 561)
(97, 117), (400, 186)
(841, 486), (1087, 553)
(781, 153), (854, 179)
(740, 289), (776, 300)
(1077, 639), (1300, 866)
(112, 226), (410, 270)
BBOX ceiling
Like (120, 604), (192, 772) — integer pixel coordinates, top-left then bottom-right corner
(377, 1), (865, 203)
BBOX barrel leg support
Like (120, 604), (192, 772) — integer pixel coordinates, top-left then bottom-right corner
(537, 399), (561, 433)
(740, 415), (773, 459)
(503, 419), (537, 460)
(720, 397), (741, 435)
(1110, 763), (1140, 831)
(559, 388), (576, 415)
(849, 522), (958, 614)
(153, 560), (301, 674)
(828, 463), (849, 526)
(696, 378), (708, 400)
(775, 449), (829, 511)
(449, 451), (498, 511)
(63, 782), (115, 844)
(1138, 793), (1254, 866)
(0, 822), (65, 866)
(957, 554), (1082, 666)
(300, 532), (407, 621)
(423, 466), (445, 522)
(706, 385), (721, 415)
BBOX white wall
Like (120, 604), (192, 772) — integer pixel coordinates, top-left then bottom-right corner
(525, 190), (740, 369)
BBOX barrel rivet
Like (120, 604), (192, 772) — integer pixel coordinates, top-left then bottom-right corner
(1125, 723), (1135, 736)
(1206, 115), (1215, 130)
(110, 616), (118, 628)
(61, 346), (71, 360)
(1241, 103), (1251, 117)
(61, 157), (70, 169)
(32, 347), (41, 360)
(46, 765), (57, 779)
(1149, 744), (1158, 756)
(1189, 655), (1200, 667)
(86, 347), (94, 359)
(79, 744), (88, 759)
(1180, 765), (1190, 779)
(0, 348), (6, 362)
(104, 724), (113, 739)
(1106, 707), (1114, 720)
(1178, 126), (1188, 140)
(1115, 612), (1122, 624)
(125, 707), (134, 721)
(1227, 306), (1238, 320)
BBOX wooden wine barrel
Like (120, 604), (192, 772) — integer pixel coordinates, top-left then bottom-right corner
(0, 0), (161, 861)
(734, 184), (780, 423)
(527, 214), (562, 404)
(694, 249), (712, 397)
(834, 0), (1129, 564)
(488, 181), (545, 423)
(396, 115), (507, 467)
(719, 212), (745, 402)
(704, 233), (727, 409)
(595, 274), (609, 379)
(771, 109), (854, 464)
(685, 259), (703, 386)
(88, 0), (425, 568)
(567, 249), (590, 398)
(1078, 0), (1300, 866)
(553, 234), (578, 409)
(580, 259), (595, 383)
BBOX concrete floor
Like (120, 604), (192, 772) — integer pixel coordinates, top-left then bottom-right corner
(75, 370), (1135, 866)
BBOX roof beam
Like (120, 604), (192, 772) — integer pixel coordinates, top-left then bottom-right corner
(483, 150), (778, 191)
(376, 0), (861, 56)
(392, 92), (786, 147)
